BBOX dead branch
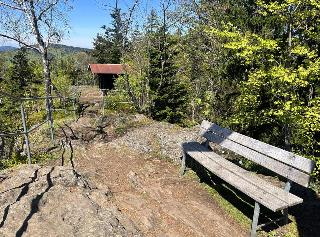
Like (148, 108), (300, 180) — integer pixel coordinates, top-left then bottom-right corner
(0, 1), (24, 11)
(0, 33), (39, 51)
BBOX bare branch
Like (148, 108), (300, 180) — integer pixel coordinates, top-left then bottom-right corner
(123, 0), (139, 40)
(37, 0), (59, 20)
(0, 33), (39, 51)
(0, 1), (24, 11)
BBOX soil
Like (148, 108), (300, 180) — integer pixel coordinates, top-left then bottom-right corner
(74, 141), (246, 237)
(58, 87), (246, 237)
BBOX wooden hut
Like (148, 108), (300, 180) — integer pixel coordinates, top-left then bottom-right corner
(88, 64), (126, 91)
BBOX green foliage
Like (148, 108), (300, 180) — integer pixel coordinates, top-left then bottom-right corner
(2, 48), (38, 97)
(150, 79), (190, 125)
(0, 48), (37, 132)
(0, 151), (27, 170)
(0, 46), (83, 168)
(209, 0), (320, 180)
(92, 35), (114, 63)
(113, 10), (192, 125)
(147, 12), (191, 125)
(104, 89), (136, 114)
(92, 4), (124, 64)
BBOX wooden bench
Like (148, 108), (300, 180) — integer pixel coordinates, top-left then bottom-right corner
(181, 120), (316, 237)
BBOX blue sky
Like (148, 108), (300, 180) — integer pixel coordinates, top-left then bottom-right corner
(63, 0), (113, 48)
(0, 0), (161, 49)
(63, 0), (160, 48)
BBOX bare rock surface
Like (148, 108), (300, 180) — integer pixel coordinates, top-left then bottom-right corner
(112, 117), (200, 163)
(0, 165), (141, 237)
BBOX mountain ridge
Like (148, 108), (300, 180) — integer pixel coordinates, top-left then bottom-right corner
(0, 46), (17, 52)
(0, 44), (91, 53)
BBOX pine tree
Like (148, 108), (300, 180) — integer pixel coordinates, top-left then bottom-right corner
(92, 1), (124, 64)
(8, 47), (34, 97)
(147, 11), (190, 125)
(0, 47), (34, 132)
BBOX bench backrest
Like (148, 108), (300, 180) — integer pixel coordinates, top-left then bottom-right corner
(200, 120), (315, 187)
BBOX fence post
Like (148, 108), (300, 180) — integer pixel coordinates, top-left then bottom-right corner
(20, 103), (32, 165)
(46, 96), (54, 143)
(63, 98), (67, 115)
(73, 98), (77, 120)
(101, 90), (105, 116)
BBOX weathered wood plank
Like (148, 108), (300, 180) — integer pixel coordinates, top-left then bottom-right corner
(200, 120), (315, 174)
(201, 131), (310, 187)
(183, 142), (303, 211)
(183, 142), (303, 206)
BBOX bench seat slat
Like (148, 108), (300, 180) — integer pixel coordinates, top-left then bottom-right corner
(201, 131), (310, 187)
(201, 120), (315, 174)
(183, 142), (303, 212)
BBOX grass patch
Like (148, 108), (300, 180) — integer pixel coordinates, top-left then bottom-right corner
(202, 183), (252, 229)
(114, 114), (152, 136)
(262, 221), (299, 237)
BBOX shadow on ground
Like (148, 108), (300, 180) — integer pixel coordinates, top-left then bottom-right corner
(15, 167), (54, 237)
(290, 184), (320, 237)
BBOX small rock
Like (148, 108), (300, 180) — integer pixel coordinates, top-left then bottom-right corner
(128, 171), (142, 189)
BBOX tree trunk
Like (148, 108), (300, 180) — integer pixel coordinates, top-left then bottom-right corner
(41, 49), (54, 141)
(0, 137), (4, 158)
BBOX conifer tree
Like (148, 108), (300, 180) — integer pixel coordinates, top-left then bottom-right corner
(147, 10), (190, 124)
(0, 48), (34, 131)
(92, 0), (124, 64)
(7, 48), (34, 97)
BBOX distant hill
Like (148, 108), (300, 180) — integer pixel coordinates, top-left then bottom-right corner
(0, 44), (91, 54)
(50, 44), (91, 53)
(0, 46), (17, 52)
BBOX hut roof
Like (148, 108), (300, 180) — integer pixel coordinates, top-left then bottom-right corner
(88, 64), (127, 75)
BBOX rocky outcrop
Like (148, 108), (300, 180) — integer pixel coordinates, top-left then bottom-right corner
(112, 119), (200, 163)
(0, 165), (141, 237)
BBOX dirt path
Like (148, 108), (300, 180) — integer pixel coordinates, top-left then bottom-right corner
(73, 140), (246, 237)
(59, 87), (246, 236)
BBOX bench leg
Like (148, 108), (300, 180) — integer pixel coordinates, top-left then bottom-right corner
(251, 202), (260, 237)
(282, 180), (292, 225)
(180, 147), (187, 176)
(283, 208), (289, 225)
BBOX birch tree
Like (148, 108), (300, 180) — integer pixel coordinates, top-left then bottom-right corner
(0, 0), (72, 131)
